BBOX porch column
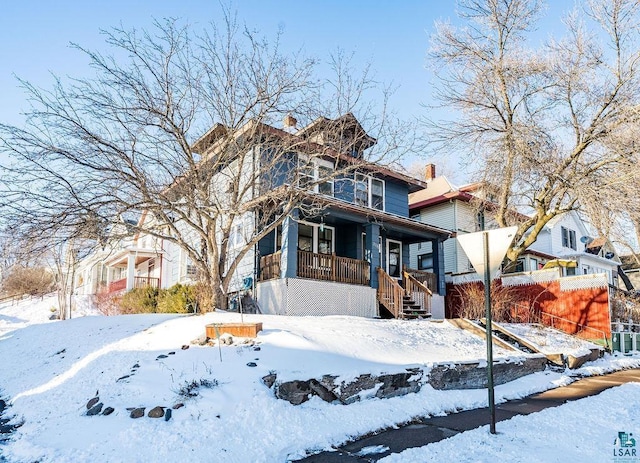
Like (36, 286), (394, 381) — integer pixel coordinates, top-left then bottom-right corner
(126, 253), (136, 291)
(365, 223), (381, 289)
(280, 209), (299, 279)
(433, 239), (446, 295)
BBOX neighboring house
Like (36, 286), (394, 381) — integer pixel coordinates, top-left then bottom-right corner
(408, 165), (620, 286)
(76, 115), (452, 319)
(408, 167), (487, 277)
(523, 211), (620, 286)
(620, 255), (640, 290)
(74, 218), (183, 296)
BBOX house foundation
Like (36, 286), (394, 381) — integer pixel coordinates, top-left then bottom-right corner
(257, 278), (377, 317)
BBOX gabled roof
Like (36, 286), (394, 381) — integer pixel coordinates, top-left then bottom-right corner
(295, 112), (377, 153)
(408, 178), (485, 213)
(191, 123), (228, 155)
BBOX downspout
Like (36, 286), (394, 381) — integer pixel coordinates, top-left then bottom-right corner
(158, 243), (163, 289)
(252, 145), (259, 300)
(452, 199), (458, 273)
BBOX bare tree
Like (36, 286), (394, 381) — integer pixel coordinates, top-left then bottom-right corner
(580, 124), (640, 271)
(0, 14), (415, 310)
(427, 0), (640, 266)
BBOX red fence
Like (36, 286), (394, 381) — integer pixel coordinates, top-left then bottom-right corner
(446, 276), (611, 339)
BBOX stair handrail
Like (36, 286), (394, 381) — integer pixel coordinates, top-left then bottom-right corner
(403, 271), (433, 296)
(0, 293), (26, 306)
(377, 267), (403, 318)
(403, 271), (433, 313)
(539, 311), (609, 350)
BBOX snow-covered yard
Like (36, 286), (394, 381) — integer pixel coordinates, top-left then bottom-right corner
(381, 382), (640, 463)
(0, 296), (639, 463)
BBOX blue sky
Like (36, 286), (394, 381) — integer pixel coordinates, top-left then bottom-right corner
(0, 0), (576, 176)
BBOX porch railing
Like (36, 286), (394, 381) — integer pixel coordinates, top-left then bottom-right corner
(377, 267), (404, 318)
(134, 276), (160, 289)
(297, 250), (370, 286)
(540, 311), (609, 349)
(107, 276), (159, 293)
(403, 271), (432, 313)
(259, 251), (282, 281)
(108, 278), (127, 293)
(404, 268), (438, 293)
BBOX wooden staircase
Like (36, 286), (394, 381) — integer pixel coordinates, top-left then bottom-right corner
(377, 268), (432, 319)
(400, 295), (431, 319)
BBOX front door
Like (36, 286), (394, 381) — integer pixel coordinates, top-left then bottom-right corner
(386, 239), (402, 279)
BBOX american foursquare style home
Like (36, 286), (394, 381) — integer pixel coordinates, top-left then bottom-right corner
(75, 114), (452, 319)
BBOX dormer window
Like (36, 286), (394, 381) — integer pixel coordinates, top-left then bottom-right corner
(355, 174), (384, 211)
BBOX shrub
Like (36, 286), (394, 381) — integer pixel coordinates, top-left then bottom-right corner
(119, 286), (159, 314)
(157, 283), (196, 313)
(94, 286), (123, 316)
(176, 378), (218, 398)
(1, 266), (55, 297)
(454, 281), (518, 322)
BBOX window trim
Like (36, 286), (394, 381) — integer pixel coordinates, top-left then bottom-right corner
(354, 174), (385, 211)
(386, 238), (402, 279)
(561, 226), (577, 250)
(297, 220), (335, 254)
(297, 155), (335, 196)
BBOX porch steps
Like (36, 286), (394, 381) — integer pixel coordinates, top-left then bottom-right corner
(400, 296), (431, 320)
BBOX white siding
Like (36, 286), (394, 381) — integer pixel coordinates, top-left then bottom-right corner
(455, 201), (478, 234)
(527, 230), (552, 255)
(410, 202), (458, 273)
(419, 202), (456, 231)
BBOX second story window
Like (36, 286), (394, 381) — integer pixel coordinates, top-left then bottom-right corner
(299, 161), (315, 190)
(318, 165), (334, 196)
(298, 157), (334, 196)
(476, 210), (485, 231)
(354, 174), (385, 211)
(561, 226), (576, 250)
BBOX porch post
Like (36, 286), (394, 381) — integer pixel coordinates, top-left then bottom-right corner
(433, 239), (446, 295)
(280, 209), (299, 279)
(126, 253), (136, 291)
(365, 223), (381, 289)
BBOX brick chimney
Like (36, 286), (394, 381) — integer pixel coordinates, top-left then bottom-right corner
(283, 114), (297, 133)
(425, 163), (436, 181)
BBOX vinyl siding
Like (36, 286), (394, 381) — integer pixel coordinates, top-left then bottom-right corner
(412, 202), (458, 273)
(418, 202), (457, 231)
(384, 180), (409, 216)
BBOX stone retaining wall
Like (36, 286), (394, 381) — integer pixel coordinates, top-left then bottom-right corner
(268, 355), (548, 405)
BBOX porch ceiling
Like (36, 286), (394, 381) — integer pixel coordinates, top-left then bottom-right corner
(104, 248), (164, 268)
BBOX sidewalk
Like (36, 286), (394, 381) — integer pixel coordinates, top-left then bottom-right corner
(294, 368), (640, 462)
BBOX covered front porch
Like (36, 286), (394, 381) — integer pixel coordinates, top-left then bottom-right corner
(255, 204), (450, 318)
(103, 248), (163, 294)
